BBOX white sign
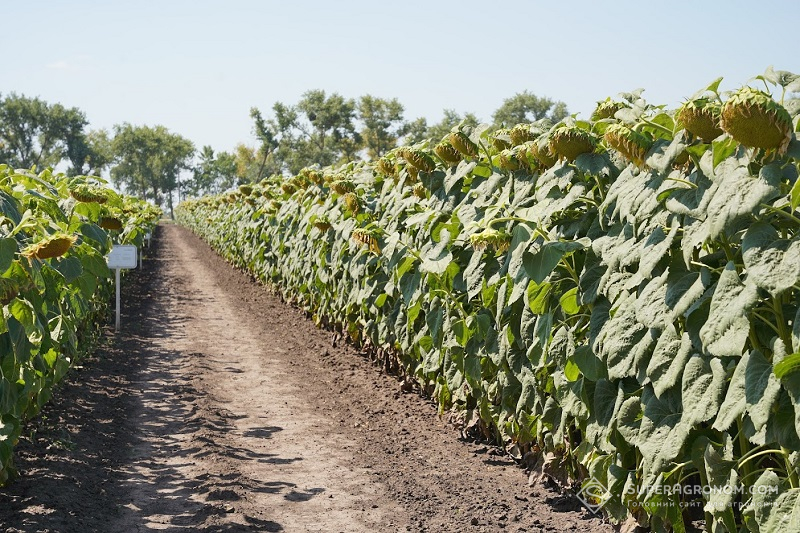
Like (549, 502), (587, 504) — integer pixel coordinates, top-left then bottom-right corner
(107, 245), (138, 269)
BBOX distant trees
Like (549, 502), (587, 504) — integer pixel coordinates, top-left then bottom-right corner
(110, 124), (194, 217)
(189, 146), (237, 196)
(243, 90), (567, 180)
(0, 93), (90, 171)
(0, 89), (570, 202)
(0, 93), (195, 215)
(492, 91), (569, 127)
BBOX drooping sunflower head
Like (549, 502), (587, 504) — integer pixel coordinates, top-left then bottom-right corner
(469, 228), (512, 253)
(604, 124), (653, 168)
(434, 141), (463, 165)
(343, 192), (361, 213)
(238, 184), (253, 196)
(676, 98), (723, 143)
(375, 157), (396, 177)
(331, 179), (356, 195)
(313, 216), (332, 232)
(498, 146), (531, 172)
(399, 147), (436, 173)
(448, 131), (479, 158)
(509, 123), (538, 146)
(351, 227), (381, 253)
(528, 138), (558, 169)
(99, 216), (124, 231)
(720, 86), (793, 153)
(591, 98), (628, 121)
(69, 183), (108, 204)
(549, 126), (598, 161)
(490, 128), (512, 151)
(22, 233), (78, 260)
(306, 169), (325, 185)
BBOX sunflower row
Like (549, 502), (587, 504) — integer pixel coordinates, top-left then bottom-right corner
(0, 165), (160, 485)
(178, 70), (799, 531)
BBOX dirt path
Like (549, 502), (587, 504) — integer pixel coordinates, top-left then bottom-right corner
(0, 224), (612, 532)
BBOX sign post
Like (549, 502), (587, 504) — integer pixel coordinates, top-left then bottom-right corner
(107, 245), (138, 331)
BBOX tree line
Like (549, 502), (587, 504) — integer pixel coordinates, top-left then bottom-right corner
(0, 90), (569, 210)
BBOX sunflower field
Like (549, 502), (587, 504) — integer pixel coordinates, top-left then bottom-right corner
(177, 69), (800, 531)
(0, 165), (160, 484)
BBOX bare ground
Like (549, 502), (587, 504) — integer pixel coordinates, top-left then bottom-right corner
(0, 223), (613, 532)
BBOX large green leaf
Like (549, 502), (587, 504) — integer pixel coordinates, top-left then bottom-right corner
(705, 159), (781, 240)
(646, 326), (694, 398)
(681, 354), (726, 426)
(572, 345), (607, 382)
(523, 238), (589, 284)
(742, 221), (800, 297)
(0, 238), (17, 273)
(702, 442), (739, 532)
(420, 228), (453, 275)
(794, 305), (800, 354)
(743, 470), (800, 531)
(664, 267), (711, 322)
(636, 269), (670, 329)
(586, 379), (623, 453)
(713, 351), (749, 432)
(745, 347), (782, 434)
(617, 395), (643, 447)
(637, 387), (689, 481)
(699, 263), (758, 357)
(594, 291), (647, 380)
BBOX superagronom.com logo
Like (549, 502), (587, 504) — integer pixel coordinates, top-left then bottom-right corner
(576, 476), (612, 514)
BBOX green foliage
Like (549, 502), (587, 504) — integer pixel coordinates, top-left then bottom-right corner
(179, 69), (800, 532)
(492, 91), (569, 128)
(358, 95), (407, 159)
(188, 146), (238, 197)
(110, 123), (195, 217)
(0, 165), (160, 484)
(0, 93), (88, 170)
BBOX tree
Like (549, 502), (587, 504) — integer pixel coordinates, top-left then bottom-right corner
(252, 90), (359, 175)
(249, 107), (279, 181)
(188, 146), (237, 196)
(492, 91), (569, 127)
(232, 144), (261, 183)
(425, 109), (480, 142)
(357, 95), (406, 159)
(401, 117), (429, 145)
(110, 124), (194, 217)
(0, 93), (87, 169)
(65, 128), (113, 176)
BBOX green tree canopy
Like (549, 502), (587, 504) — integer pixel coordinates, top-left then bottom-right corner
(425, 109), (480, 142)
(400, 117), (430, 145)
(65, 128), (114, 177)
(357, 95), (406, 159)
(110, 123), (194, 217)
(188, 145), (237, 196)
(492, 91), (569, 127)
(0, 93), (88, 170)
(492, 91), (569, 128)
(251, 90), (359, 175)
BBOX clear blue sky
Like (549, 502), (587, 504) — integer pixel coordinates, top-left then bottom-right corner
(2, 0), (798, 155)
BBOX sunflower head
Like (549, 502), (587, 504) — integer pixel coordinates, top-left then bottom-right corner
(720, 86), (793, 153)
(677, 98), (724, 143)
(549, 126), (598, 161)
(22, 233), (78, 260)
(604, 124), (653, 168)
